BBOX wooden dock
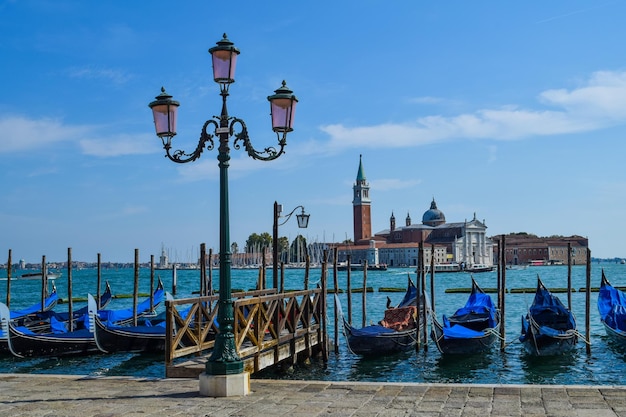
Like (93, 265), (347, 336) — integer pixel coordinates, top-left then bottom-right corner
(164, 286), (328, 378)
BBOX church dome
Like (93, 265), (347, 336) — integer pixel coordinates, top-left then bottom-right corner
(422, 198), (445, 226)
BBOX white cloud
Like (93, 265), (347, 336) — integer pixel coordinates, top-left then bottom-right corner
(0, 115), (161, 157)
(321, 70), (626, 150)
(0, 115), (91, 152)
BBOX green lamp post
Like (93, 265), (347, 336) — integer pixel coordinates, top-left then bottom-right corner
(149, 33), (298, 377)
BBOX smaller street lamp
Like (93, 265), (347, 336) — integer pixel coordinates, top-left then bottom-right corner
(272, 202), (310, 289)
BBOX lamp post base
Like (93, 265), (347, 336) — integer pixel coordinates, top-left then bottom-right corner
(199, 371), (250, 397)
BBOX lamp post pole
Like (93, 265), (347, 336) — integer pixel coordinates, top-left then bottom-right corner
(272, 202), (310, 289)
(149, 34), (298, 393)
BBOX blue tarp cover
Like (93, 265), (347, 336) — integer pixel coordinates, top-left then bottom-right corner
(10, 291), (58, 319)
(519, 284), (575, 342)
(440, 287), (498, 339)
(598, 281), (626, 321)
(98, 288), (165, 323)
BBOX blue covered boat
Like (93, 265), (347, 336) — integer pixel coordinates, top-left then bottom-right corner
(0, 294), (99, 358)
(9, 284), (59, 320)
(597, 270), (626, 345)
(519, 277), (578, 356)
(336, 276), (429, 356)
(430, 277), (500, 355)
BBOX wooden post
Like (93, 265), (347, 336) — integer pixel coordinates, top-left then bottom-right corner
(262, 246), (267, 290)
(430, 244), (435, 312)
(150, 254), (155, 310)
(200, 243), (206, 296)
(497, 237), (502, 329)
(420, 243), (427, 351)
(305, 254), (310, 290)
(6, 249), (11, 307)
(321, 249), (329, 363)
(133, 249), (139, 326)
(172, 263), (177, 296)
(567, 242), (572, 311)
(361, 260), (368, 327)
(97, 253), (102, 306)
(208, 248), (213, 296)
(347, 254), (352, 325)
(415, 242), (422, 351)
(586, 248), (591, 354)
(333, 247), (339, 354)
(280, 262), (285, 293)
(500, 235), (507, 351)
(67, 248), (73, 332)
(41, 255), (46, 312)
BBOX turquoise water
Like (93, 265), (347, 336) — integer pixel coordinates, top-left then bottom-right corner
(2, 263), (626, 385)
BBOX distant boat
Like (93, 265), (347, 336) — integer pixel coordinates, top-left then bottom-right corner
(506, 265), (528, 270)
(20, 272), (61, 280)
(465, 264), (494, 273)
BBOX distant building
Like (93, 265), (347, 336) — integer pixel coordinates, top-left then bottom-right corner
(338, 156), (494, 268)
(494, 234), (589, 266)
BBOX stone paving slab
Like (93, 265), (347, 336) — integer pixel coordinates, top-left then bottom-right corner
(1, 374), (626, 417)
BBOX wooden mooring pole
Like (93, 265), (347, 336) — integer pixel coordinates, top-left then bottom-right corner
(200, 243), (206, 296)
(172, 263), (177, 296)
(321, 249), (329, 363)
(97, 253), (102, 305)
(500, 235), (507, 351)
(420, 242), (427, 351)
(361, 260), (368, 327)
(67, 248), (73, 332)
(133, 249), (139, 326)
(6, 249), (11, 307)
(586, 248), (591, 354)
(415, 242), (422, 351)
(333, 247), (339, 354)
(150, 254), (155, 310)
(347, 254), (352, 325)
(208, 248), (213, 296)
(568, 243), (573, 311)
(430, 244), (435, 313)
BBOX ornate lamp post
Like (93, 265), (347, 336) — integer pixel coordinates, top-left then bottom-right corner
(272, 202), (310, 289)
(149, 34), (298, 395)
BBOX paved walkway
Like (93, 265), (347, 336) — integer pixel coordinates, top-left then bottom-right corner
(1, 374), (626, 416)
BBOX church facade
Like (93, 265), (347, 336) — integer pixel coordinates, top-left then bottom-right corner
(338, 156), (494, 268)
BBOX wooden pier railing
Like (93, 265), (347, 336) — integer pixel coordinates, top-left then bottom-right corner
(164, 287), (327, 378)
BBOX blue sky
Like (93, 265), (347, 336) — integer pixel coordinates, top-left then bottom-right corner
(2, 1), (626, 263)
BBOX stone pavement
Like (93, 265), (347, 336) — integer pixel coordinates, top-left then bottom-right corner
(1, 373), (626, 417)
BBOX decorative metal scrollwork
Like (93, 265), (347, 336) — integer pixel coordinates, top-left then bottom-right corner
(231, 118), (286, 161)
(163, 119), (217, 163)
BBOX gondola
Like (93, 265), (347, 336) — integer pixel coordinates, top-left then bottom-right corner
(597, 270), (626, 345)
(336, 276), (429, 356)
(430, 277), (500, 355)
(1, 284), (59, 354)
(14, 282), (112, 332)
(9, 283), (59, 320)
(519, 276), (578, 356)
(96, 278), (165, 325)
(93, 314), (167, 353)
(93, 291), (173, 353)
(0, 294), (98, 358)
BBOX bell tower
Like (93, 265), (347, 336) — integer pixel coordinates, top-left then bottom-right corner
(353, 155), (371, 244)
